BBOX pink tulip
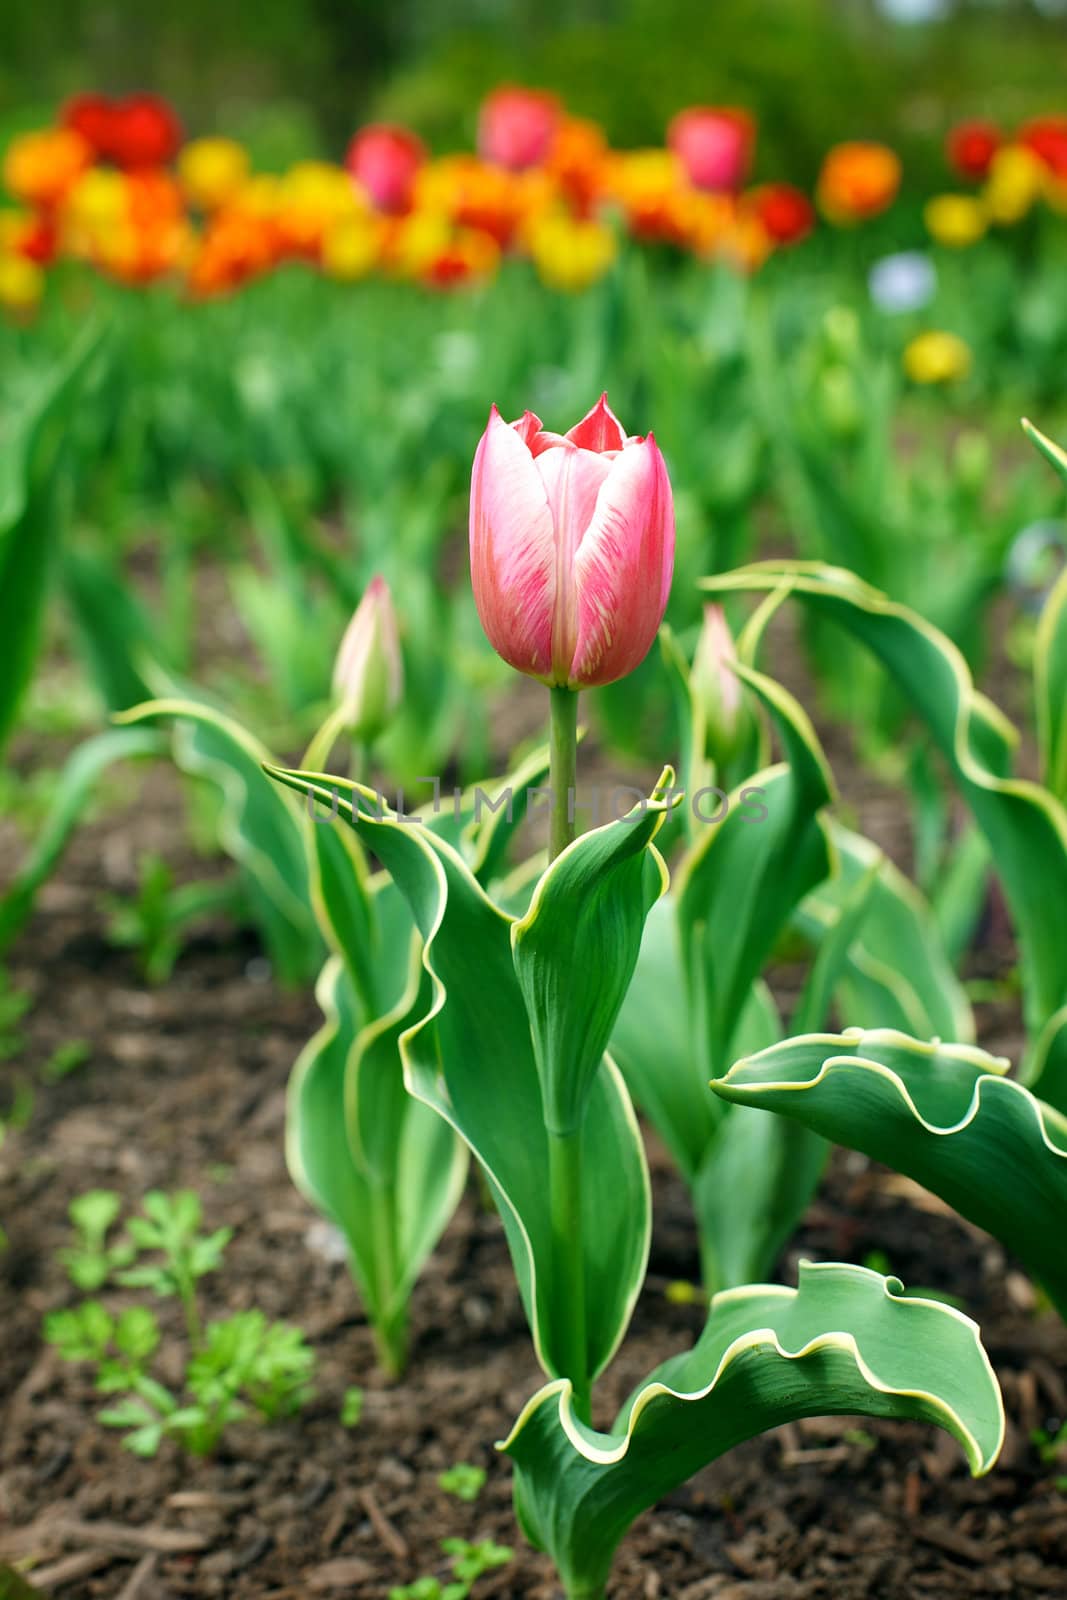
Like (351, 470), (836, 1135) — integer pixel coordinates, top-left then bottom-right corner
(469, 395), (675, 689)
(344, 124), (425, 214)
(668, 106), (754, 193)
(478, 86), (561, 171)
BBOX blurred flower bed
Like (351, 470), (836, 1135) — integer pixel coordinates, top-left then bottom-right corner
(3, 84), (1067, 318)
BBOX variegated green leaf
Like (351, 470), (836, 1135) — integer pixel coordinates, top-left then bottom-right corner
(266, 766), (666, 1386)
(502, 1261), (1004, 1600)
(288, 954), (466, 1373)
(713, 1027), (1067, 1319)
(703, 560), (1067, 1099)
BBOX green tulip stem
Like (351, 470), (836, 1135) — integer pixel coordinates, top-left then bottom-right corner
(549, 1126), (591, 1425)
(368, 1179), (407, 1379)
(547, 684), (590, 1422)
(549, 685), (579, 863)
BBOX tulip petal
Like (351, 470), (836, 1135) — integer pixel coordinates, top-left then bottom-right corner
(569, 437), (675, 688)
(533, 443), (614, 678)
(566, 392), (627, 453)
(470, 407), (557, 680)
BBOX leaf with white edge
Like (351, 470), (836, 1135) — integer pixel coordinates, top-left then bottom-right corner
(287, 954), (466, 1365)
(501, 1262), (1004, 1600)
(265, 765), (662, 1384)
(713, 1027), (1067, 1318)
(512, 771), (674, 1135)
(703, 559), (1067, 1096)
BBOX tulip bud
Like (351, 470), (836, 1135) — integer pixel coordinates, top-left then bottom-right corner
(689, 605), (747, 770)
(469, 395), (675, 689)
(332, 576), (403, 743)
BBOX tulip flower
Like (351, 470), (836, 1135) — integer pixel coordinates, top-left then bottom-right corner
(478, 86), (561, 172)
(945, 120), (1000, 183)
(924, 193), (986, 249)
(470, 395), (674, 692)
(668, 107), (754, 193)
(471, 395), (674, 860)
(903, 330), (972, 386)
(1019, 115), (1067, 181)
(109, 94), (183, 169)
(345, 125), (425, 214)
(61, 94), (118, 160)
(983, 145), (1044, 226)
(332, 575), (403, 745)
(179, 138), (250, 212)
(2, 129), (92, 211)
(746, 182), (814, 246)
(817, 141), (901, 224)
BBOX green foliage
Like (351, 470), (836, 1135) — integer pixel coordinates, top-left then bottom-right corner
(437, 1463), (486, 1502)
(340, 1385), (364, 1428)
(388, 1537), (513, 1600)
(503, 1263), (1003, 1600)
(713, 1028), (1067, 1321)
(101, 852), (242, 984)
(45, 1189), (316, 1457)
(56, 1189), (136, 1291)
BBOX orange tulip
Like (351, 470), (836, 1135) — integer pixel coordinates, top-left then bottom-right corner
(3, 128), (92, 210)
(817, 142), (901, 225)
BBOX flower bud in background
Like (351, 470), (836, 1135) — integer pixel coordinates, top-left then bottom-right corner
(690, 604), (748, 770)
(469, 395), (674, 689)
(668, 107), (754, 193)
(332, 576), (403, 743)
(903, 329), (972, 385)
(478, 87), (561, 171)
(817, 141), (901, 224)
(345, 125), (426, 214)
(945, 120), (1000, 183)
(924, 193), (986, 248)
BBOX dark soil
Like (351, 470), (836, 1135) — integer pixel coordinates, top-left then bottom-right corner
(3, 631), (1067, 1598)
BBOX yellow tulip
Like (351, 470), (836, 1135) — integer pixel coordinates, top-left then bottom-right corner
(527, 212), (617, 291)
(924, 194), (986, 249)
(903, 330), (972, 386)
(321, 214), (383, 280)
(983, 145), (1044, 225)
(0, 253), (44, 317)
(179, 138), (250, 211)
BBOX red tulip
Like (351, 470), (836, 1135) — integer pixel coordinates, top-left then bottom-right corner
(109, 94), (182, 168)
(478, 86), (561, 172)
(945, 120), (1001, 182)
(345, 124), (426, 214)
(668, 107), (754, 193)
(61, 94), (117, 160)
(1019, 115), (1067, 180)
(748, 182), (814, 246)
(470, 395), (674, 689)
